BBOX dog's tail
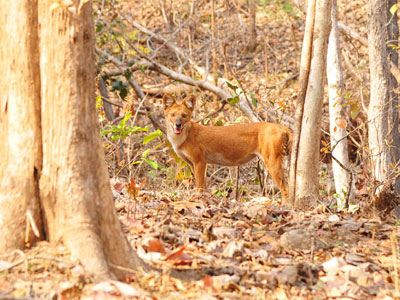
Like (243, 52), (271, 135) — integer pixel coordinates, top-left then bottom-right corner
(281, 128), (293, 156)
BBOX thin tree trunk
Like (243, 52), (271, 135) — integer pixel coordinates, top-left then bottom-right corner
(327, 0), (351, 207)
(248, 0), (257, 52)
(294, 0), (332, 208)
(0, 0), (42, 251)
(387, 0), (400, 192)
(288, 0), (316, 205)
(368, 0), (400, 193)
(211, 0), (218, 78)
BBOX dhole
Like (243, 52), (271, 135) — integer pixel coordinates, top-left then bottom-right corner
(163, 94), (292, 201)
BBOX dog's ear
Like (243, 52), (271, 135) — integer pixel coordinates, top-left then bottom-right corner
(163, 94), (175, 109)
(183, 94), (196, 111)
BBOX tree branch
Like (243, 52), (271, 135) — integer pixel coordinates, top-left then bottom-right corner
(95, 47), (166, 133)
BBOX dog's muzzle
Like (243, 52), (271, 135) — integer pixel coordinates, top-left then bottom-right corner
(173, 122), (184, 135)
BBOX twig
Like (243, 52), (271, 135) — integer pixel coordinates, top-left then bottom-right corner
(0, 294), (36, 300)
(337, 23), (368, 46)
(266, 73), (299, 89)
(321, 125), (365, 208)
(101, 94), (124, 108)
(120, 10), (190, 64)
(0, 259), (24, 273)
(0, 254), (74, 273)
(196, 101), (226, 123)
(235, 166), (240, 201)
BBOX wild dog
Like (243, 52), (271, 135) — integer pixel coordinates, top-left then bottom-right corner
(163, 94), (292, 201)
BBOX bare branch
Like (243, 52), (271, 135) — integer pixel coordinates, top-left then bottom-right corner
(95, 47), (166, 133)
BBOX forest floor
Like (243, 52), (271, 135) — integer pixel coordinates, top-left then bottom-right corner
(1, 188), (400, 299)
(2, 0), (400, 299)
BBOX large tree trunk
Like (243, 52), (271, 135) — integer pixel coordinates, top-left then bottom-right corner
(0, 0), (147, 280)
(0, 0), (42, 251)
(294, 0), (332, 208)
(327, 0), (351, 207)
(368, 0), (400, 193)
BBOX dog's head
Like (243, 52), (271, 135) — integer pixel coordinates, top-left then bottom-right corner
(163, 94), (196, 135)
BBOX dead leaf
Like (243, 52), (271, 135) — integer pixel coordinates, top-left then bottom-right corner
(113, 182), (126, 193)
(143, 237), (166, 254)
(335, 117), (347, 128)
(90, 280), (145, 297)
(126, 217), (144, 233)
(164, 245), (193, 265)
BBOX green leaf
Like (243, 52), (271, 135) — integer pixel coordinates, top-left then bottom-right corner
(111, 79), (121, 90)
(124, 69), (132, 81)
(142, 148), (151, 158)
(110, 133), (121, 140)
(251, 93), (258, 107)
(100, 125), (120, 136)
(226, 81), (238, 92)
(100, 129), (114, 136)
(119, 87), (128, 100)
(390, 3), (398, 15)
(120, 111), (132, 128)
(96, 22), (103, 33)
(126, 126), (148, 134)
(139, 64), (148, 72)
(234, 116), (244, 123)
(144, 158), (160, 170)
(215, 120), (224, 126)
(227, 95), (239, 105)
(143, 129), (163, 145)
(350, 102), (360, 119)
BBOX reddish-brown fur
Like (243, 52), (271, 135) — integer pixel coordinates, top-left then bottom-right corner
(163, 94), (292, 201)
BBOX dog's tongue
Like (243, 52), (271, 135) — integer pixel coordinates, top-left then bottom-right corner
(174, 127), (182, 134)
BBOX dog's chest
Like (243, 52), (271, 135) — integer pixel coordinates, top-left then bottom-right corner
(168, 132), (193, 163)
(168, 133), (185, 152)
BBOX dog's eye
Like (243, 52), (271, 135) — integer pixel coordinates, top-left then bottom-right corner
(171, 113), (176, 117)
(182, 114), (187, 118)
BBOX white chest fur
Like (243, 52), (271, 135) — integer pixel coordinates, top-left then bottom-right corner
(167, 129), (187, 153)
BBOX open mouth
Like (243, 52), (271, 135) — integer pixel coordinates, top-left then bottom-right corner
(172, 124), (184, 135)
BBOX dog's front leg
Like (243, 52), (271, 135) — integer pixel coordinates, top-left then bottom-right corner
(193, 160), (207, 191)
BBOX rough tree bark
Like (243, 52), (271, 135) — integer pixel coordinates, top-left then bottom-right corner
(327, 0), (351, 207)
(293, 0), (332, 208)
(0, 0), (146, 280)
(0, 0), (43, 251)
(368, 0), (400, 193)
